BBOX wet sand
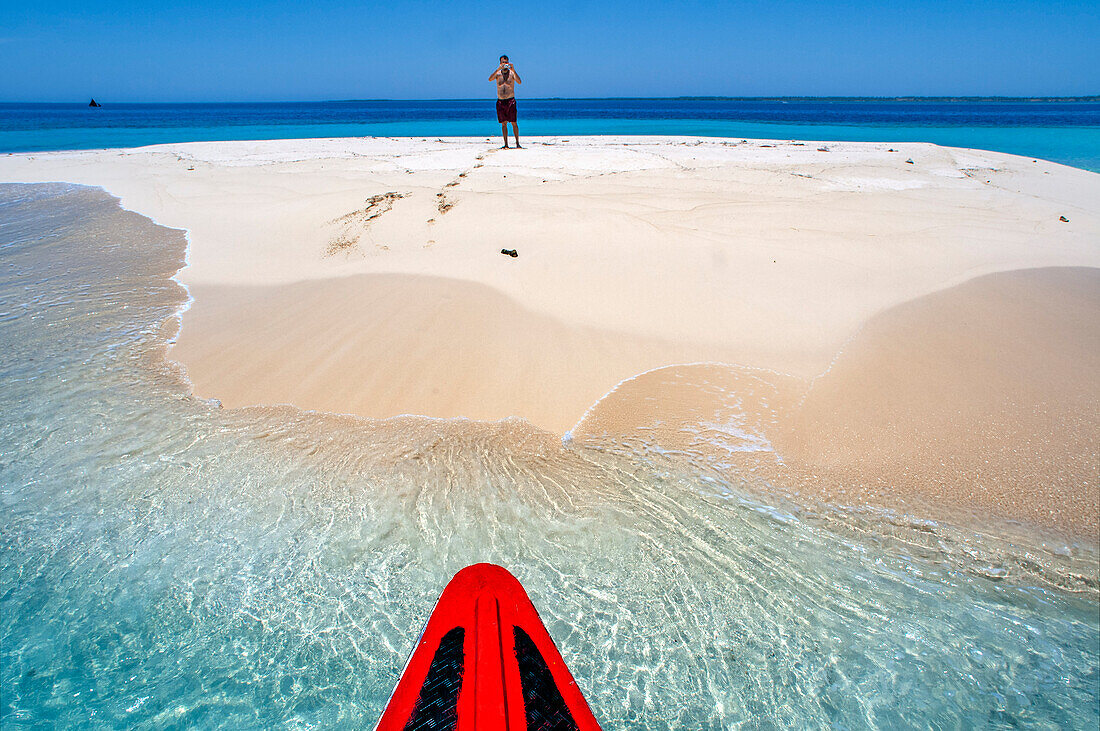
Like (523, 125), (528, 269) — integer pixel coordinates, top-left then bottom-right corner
(778, 266), (1100, 539)
(174, 274), (733, 431)
(572, 268), (1100, 539)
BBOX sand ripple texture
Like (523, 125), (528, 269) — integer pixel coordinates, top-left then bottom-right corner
(1, 184), (1098, 728)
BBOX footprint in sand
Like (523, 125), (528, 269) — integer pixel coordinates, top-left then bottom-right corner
(324, 191), (407, 256)
(429, 157), (487, 221)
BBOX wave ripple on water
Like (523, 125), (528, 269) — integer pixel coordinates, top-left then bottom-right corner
(1, 184), (1097, 728)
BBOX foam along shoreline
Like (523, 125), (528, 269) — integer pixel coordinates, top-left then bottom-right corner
(1, 136), (1098, 537)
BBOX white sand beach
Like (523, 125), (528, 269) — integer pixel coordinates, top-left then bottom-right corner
(2, 136), (1097, 536)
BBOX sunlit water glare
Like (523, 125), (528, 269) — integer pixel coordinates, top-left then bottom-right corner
(1, 184), (1097, 728)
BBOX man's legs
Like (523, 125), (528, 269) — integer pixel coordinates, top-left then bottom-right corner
(500, 122), (509, 148)
(511, 122), (521, 149)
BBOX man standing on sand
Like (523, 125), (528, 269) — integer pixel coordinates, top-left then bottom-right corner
(489, 55), (522, 149)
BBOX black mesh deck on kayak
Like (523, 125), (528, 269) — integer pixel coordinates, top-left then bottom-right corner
(514, 626), (579, 731)
(404, 626), (465, 731)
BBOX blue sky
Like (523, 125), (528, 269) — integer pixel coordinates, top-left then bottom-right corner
(1, 0), (1098, 101)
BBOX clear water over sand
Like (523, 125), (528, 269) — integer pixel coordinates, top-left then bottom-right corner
(1, 184), (1098, 727)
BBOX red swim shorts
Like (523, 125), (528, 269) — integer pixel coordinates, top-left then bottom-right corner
(496, 97), (517, 123)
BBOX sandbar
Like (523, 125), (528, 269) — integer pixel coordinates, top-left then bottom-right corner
(2, 136), (1097, 537)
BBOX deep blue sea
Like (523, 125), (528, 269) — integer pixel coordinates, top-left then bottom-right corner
(2, 99), (1099, 171)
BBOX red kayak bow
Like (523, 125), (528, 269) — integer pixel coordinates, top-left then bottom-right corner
(375, 563), (601, 730)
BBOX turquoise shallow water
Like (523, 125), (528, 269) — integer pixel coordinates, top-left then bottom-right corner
(2, 99), (1099, 172)
(1, 183), (1098, 728)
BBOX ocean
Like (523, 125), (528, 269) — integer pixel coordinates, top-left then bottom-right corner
(2, 98), (1099, 171)
(2, 100), (1099, 727)
(1, 182), (1098, 727)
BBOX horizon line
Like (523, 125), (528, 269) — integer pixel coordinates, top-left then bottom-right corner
(3, 95), (1099, 105)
